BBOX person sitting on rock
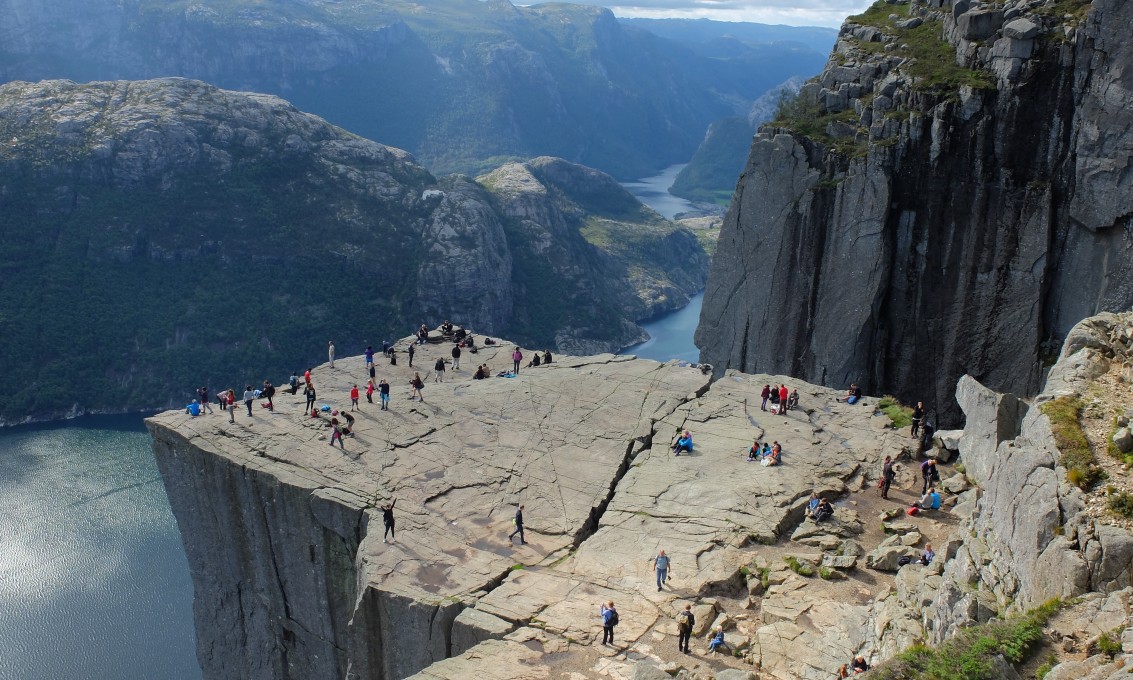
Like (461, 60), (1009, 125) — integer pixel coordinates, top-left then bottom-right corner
(837, 384), (862, 404)
(806, 492), (820, 518)
(814, 498), (834, 522)
(473, 365), (486, 380)
(542, 349), (552, 364)
(788, 389), (800, 411)
(526, 353), (541, 368)
(672, 430), (693, 455)
(916, 487), (941, 511)
(747, 439), (763, 462)
(850, 655), (870, 674)
(920, 543), (935, 566)
(762, 441), (781, 466)
(186, 399), (201, 417)
(707, 626), (726, 654)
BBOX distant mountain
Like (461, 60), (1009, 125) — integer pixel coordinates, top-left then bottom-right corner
(617, 18), (838, 55)
(670, 78), (805, 204)
(0, 78), (706, 423)
(0, 0), (828, 180)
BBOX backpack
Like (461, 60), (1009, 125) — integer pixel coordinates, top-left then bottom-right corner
(676, 611), (691, 631)
(897, 555), (912, 567)
(609, 609), (619, 627)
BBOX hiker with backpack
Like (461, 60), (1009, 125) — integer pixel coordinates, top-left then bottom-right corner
(599, 601), (618, 646)
(676, 604), (694, 654)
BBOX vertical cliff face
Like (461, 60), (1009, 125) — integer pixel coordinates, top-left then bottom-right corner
(697, 0), (1133, 423)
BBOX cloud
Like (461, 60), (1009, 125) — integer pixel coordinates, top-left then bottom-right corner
(544, 0), (874, 28)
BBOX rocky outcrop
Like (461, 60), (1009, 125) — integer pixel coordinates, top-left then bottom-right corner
(697, 0), (1133, 424)
(0, 78), (707, 423)
(150, 337), (925, 679)
(870, 312), (1133, 678)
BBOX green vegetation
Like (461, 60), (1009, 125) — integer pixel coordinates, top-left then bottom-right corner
(818, 565), (835, 580)
(1034, 654), (1058, 679)
(771, 90), (868, 157)
(1041, 397), (1105, 489)
(878, 395), (915, 429)
(758, 567), (771, 590)
(670, 116), (752, 204)
(846, 2), (995, 90)
(1094, 629), (1122, 657)
(1107, 491), (1133, 519)
(870, 599), (1063, 680)
(785, 556), (815, 577)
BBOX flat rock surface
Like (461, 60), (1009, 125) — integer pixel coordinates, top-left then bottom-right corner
(152, 349), (915, 679)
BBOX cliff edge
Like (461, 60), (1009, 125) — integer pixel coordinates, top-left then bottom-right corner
(696, 0), (1133, 424)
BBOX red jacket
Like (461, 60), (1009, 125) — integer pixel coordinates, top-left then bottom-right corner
(779, 386), (789, 403)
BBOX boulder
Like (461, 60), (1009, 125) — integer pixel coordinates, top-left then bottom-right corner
(957, 9), (1004, 40)
(632, 662), (673, 680)
(865, 545), (916, 571)
(883, 521), (919, 535)
(451, 608), (516, 656)
(822, 554), (858, 569)
(840, 539), (866, 557)
(715, 670), (757, 680)
(692, 604), (717, 637)
(941, 473), (970, 494)
(1114, 427), (1133, 454)
(1003, 18), (1040, 40)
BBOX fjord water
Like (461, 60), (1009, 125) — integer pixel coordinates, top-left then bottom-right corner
(620, 165), (704, 362)
(622, 163), (695, 220)
(0, 415), (200, 680)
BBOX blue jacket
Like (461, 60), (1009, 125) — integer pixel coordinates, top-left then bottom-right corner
(186, 401), (201, 416)
(677, 436), (692, 449)
(710, 631), (724, 644)
(929, 492), (941, 510)
(601, 606), (616, 626)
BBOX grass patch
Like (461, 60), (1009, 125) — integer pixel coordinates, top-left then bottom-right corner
(878, 395), (915, 429)
(1041, 396), (1105, 489)
(1094, 629), (1122, 657)
(785, 556), (815, 577)
(847, 2), (994, 91)
(771, 91), (867, 156)
(1107, 491), (1133, 519)
(818, 565), (835, 580)
(870, 599), (1063, 680)
(510, 563), (525, 571)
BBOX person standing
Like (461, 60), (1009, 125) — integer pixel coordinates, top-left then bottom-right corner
(512, 347), (523, 374)
(509, 504), (526, 544)
(882, 455), (896, 499)
(262, 380), (275, 411)
(911, 401), (925, 437)
(410, 373), (425, 401)
(652, 550), (671, 592)
(197, 387), (214, 414)
(369, 363), (376, 381)
(920, 458), (938, 495)
(243, 385), (255, 417)
(599, 601), (618, 646)
(304, 382), (317, 415)
(366, 379), (375, 404)
(350, 384), (360, 410)
(329, 418), (345, 449)
(365, 345), (375, 370)
(676, 604), (694, 654)
(778, 384), (789, 413)
(382, 499), (396, 543)
(760, 384), (771, 411)
(379, 378), (390, 410)
(289, 372), (301, 395)
(408, 344), (415, 367)
(328, 340), (335, 368)
(434, 357), (446, 383)
(451, 344), (461, 370)
(226, 388), (236, 423)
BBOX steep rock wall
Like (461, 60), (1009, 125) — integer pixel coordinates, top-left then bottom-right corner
(697, 0), (1133, 423)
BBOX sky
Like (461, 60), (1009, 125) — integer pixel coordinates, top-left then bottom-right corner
(553, 0), (874, 28)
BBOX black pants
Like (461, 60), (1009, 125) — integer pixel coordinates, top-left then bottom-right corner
(922, 475), (932, 494)
(678, 629), (691, 652)
(510, 525), (525, 543)
(882, 476), (893, 498)
(513, 360), (520, 373)
(384, 521), (395, 540)
(245, 400), (253, 416)
(602, 625), (614, 644)
(306, 397), (316, 412)
(911, 418), (922, 437)
(366, 392), (373, 403)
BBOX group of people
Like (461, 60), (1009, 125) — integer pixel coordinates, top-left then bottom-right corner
(186, 381), (278, 424)
(806, 492), (834, 522)
(760, 384), (799, 414)
(745, 439), (782, 466)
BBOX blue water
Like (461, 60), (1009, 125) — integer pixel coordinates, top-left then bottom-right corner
(621, 292), (703, 364)
(0, 415), (200, 680)
(621, 163), (697, 220)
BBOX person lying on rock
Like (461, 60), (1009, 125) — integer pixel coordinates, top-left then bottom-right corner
(672, 430), (693, 455)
